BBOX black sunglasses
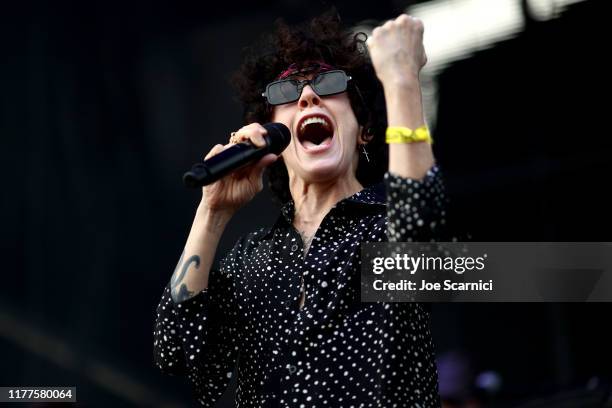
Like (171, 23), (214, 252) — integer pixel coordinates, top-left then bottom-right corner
(262, 70), (352, 106)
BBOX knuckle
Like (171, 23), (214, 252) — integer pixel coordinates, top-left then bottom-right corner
(397, 14), (409, 24)
(246, 122), (265, 132)
(205, 144), (223, 159)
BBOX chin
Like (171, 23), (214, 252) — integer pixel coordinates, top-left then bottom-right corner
(300, 160), (347, 182)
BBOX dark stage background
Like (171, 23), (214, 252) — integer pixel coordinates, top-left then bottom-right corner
(1, 0), (611, 407)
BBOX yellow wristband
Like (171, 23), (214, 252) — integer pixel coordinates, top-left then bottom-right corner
(386, 126), (433, 144)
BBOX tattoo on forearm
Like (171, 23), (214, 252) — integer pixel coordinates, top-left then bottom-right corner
(170, 250), (201, 302)
(174, 284), (195, 303)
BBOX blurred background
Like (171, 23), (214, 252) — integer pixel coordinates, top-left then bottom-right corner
(1, 0), (611, 406)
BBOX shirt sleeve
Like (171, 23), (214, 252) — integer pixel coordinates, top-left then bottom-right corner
(384, 166), (446, 407)
(384, 164), (449, 242)
(153, 250), (241, 407)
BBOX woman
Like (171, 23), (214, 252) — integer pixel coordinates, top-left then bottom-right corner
(154, 10), (447, 408)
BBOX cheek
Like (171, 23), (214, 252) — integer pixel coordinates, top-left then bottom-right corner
(271, 107), (296, 162)
(271, 106), (294, 129)
(329, 96), (359, 128)
(334, 108), (360, 146)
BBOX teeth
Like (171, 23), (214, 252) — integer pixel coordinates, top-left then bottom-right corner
(300, 116), (330, 133)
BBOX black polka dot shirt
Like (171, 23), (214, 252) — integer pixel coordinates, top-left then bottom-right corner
(154, 166), (447, 408)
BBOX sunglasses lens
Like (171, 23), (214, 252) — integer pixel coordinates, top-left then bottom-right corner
(313, 71), (348, 96)
(267, 80), (300, 105)
(265, 70), (349, 105)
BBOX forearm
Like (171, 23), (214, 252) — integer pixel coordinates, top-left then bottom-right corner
(169, 203), (233, 303)
(384, 79), (435, 180)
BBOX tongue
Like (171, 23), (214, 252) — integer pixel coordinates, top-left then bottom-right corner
(303, 137), (331, 149)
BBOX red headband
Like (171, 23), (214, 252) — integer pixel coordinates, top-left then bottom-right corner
(277, 61), (336, 80)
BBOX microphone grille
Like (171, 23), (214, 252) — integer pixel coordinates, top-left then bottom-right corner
(263, 122), (291, 154)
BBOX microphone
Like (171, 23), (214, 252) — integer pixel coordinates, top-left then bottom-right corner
(183, 122), (290, 188)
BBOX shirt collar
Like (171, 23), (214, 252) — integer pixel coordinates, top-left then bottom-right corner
(262, 182), (386, 240)
(344, 182), (386, 207)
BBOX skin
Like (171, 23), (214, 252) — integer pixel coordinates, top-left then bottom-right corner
(169, 13), (432, 304)
(170, 250), (201, 302)
(368, 14), (434, 179)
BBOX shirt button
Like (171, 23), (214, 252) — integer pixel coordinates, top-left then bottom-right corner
(291, 244), (299, 252)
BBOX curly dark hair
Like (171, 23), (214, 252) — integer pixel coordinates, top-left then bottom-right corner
(231, 9), (388, 205)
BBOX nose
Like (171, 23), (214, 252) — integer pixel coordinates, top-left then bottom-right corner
(298, 84), (320, 109)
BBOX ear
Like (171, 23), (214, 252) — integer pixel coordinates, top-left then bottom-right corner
(359, 125), (374, 145)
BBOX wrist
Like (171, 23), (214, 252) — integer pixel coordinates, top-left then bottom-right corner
(383, 79), (421, 101)
(383, 81), (426, 129)
(196, 203), (233, 233)
(382, 74), (421, 94)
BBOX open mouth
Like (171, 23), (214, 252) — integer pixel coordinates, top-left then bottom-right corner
(296, 114), (334, 150)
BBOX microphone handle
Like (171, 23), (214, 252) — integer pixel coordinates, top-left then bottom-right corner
(183, 142), (269, 188)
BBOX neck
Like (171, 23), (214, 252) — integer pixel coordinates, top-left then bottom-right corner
(288, 173), (363, 229)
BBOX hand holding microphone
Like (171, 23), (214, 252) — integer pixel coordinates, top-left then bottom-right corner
(184, 122), (290, 214)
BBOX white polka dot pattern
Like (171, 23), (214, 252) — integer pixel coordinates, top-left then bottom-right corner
(154, 166), (447, 407)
